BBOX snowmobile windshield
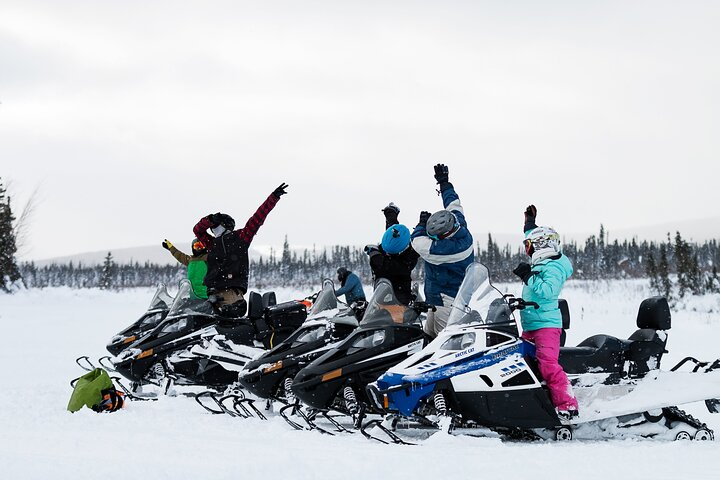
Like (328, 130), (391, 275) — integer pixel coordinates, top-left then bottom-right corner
(307, 279), (338, 317)
(167, 280), (214, 317)
(445, 262), (512, 329)
(147, 283), (173, 311)
(360, 279), (418, 327)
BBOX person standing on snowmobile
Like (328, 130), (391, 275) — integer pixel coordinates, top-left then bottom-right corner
(411, 164), (474, 338)
(193, 183), (288, 317)
(364, 204), (420, 305)
(162, 238), (208, 299)
(512, 205), (578, 421)
(334, 267), (366, 305)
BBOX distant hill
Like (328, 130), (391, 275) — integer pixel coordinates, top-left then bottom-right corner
(26, 217), (720, 266)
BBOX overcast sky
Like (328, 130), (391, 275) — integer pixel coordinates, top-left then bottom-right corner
(2, 0), (719, 261)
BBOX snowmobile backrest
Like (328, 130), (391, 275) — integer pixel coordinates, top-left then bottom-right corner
(247, 291), (264, 319)
(262, 291), (277, 308)
(636, 296), (671, 330)
(559, 299), (570, 330)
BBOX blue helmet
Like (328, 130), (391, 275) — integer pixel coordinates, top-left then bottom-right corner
(381, 224), (411, 254)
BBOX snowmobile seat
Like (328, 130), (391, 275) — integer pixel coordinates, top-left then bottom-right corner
(262, 291), (277, 308)
(559, 334), (630, 375)
(247, 292), (264, 320)
(625, 297), (671, 374)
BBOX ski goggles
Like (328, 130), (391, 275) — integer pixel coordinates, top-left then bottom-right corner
(523, 239), (534, 256)
(192, 240), (205, 251)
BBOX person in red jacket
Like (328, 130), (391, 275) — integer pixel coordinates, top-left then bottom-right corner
(193, 183), (288, 317)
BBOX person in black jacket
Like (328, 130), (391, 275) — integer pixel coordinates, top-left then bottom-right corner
(364, 204), (420, 305)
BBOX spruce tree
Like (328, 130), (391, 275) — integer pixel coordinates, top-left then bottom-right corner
(657, 244), (673, 302)
(99, 252), (116, 290)
(0, 178), (22, 291)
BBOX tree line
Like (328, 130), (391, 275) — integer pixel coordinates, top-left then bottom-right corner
(12, 230), (720, 304)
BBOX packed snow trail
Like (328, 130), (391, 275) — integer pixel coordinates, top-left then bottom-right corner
(1, 283), (719, 480)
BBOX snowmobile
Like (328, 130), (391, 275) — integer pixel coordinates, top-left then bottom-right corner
(105, 283), (174, 356)
(111, 279), (297, 392)
(367, 261), (720, 443)
(237, 279), (363, 425)
(166, 287), (310, 390)
(291, 278), (433, 431)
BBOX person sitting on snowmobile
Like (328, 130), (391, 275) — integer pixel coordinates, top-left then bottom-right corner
(411, 164), (474, 338)
(335, 267), (366, 305)
(512, 205), (578, 421)
(364, 204), (420, 305)
(162, 238), (208, 299)
(193, 183), (288, 317)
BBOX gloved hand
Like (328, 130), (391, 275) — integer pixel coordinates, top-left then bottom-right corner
(364, 244), (380, 255)
(272, 182), (289, 198)
(208, 212), (223, 227)
(513, 262), (535, 284)
(418, 211), (431, 227)
(382, 202), (400, 218)
(524, 205), (537, 223)
(162, 239), (173, 250)
(433, 164), (449, 184)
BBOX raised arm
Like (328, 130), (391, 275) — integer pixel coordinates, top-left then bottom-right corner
(236, 183), (287, 244)
(162, 239), (192, 266)
(193, 216), (216, 249)
(524, 205), (538, 234)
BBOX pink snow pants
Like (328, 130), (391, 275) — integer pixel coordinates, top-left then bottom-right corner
(522, 328), (578, 410)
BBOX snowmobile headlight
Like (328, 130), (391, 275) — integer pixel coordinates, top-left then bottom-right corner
(440, 332), (476, 351)
(263, 361), (283, 374)
(371, 330), (386, 347)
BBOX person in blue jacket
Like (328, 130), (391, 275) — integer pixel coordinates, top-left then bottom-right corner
(335, 267), (366, 305)
(411, 164), (474, 338)
(512, 205), (578, 422)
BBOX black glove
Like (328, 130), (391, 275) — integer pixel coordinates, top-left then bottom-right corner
(208, 212), (223, 227)
(272, 182), (289, 198)
(513, 262), (535, 284)
(364, 244), (380, 255)
(382, 202), (400, 217)
(524, 205), (537, 223)
(433, 164), (449, 184)
(418, 211), (431, 227)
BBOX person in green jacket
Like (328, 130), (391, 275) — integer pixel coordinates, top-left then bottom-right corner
(163, 238), (208, 299)
(512, 205), (578, 422)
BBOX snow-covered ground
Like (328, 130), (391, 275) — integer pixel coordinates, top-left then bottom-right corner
(1, 280), (719, 480)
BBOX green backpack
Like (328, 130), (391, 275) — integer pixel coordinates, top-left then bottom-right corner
(67, 368), (125, 413)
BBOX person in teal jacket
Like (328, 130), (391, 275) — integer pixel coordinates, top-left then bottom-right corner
(512, 205), (578, 422)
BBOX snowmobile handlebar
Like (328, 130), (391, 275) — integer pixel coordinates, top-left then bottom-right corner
(412, 301), (437, 314)
(505, 296), (540, 311)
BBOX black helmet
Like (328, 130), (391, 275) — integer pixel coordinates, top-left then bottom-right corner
(427, 210), (460, 240)
(191, 238), (207, 256)
(219, 214), (235, 231)
(337, 267), (349, 282)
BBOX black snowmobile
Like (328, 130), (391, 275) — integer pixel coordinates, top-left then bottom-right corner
(112, 280), (299, 392)
(290, 278), (433, 430)
(105, 283), (174, 356)
(238, 279), (362, 423)
(166, 288), (309, 390)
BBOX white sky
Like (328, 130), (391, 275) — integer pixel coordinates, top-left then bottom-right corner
(2, 0), (719, 260)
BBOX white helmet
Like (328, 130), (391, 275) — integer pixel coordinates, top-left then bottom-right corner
(524, 226), (561, 262)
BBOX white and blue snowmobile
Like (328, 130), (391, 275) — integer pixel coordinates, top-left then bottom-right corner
(367, 261), (720, 442)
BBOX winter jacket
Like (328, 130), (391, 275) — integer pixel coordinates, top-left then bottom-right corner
(411, 184), (475, 305)
(368, 246), (419, 305)
(519, 254), (573, 332)
(193, 193), (279, 294)
(167, 246), (208, 299)
(335, 272), (366, 304)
